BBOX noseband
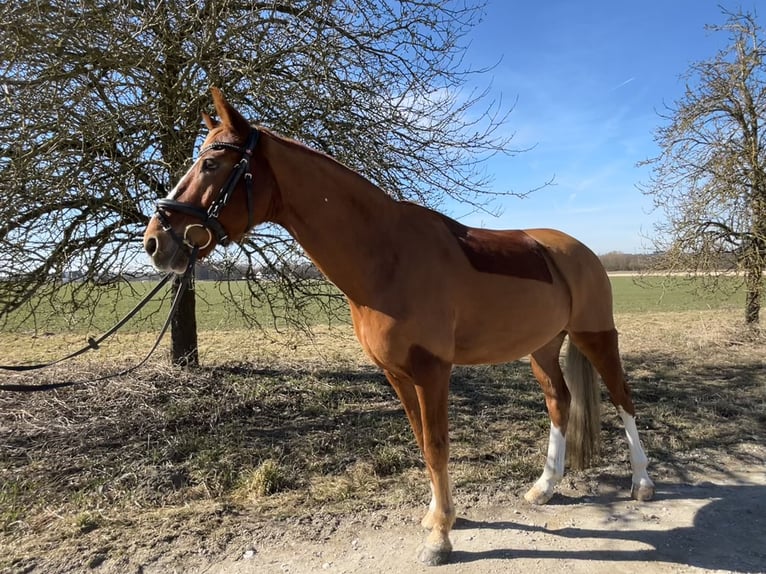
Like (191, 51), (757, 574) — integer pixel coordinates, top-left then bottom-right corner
(155, 129), (261, 249)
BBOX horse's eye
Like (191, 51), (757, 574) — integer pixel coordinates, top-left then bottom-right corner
(202, 158), (218, 172)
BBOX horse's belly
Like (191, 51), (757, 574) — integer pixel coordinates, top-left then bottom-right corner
(453, 327), (564, 364)
(451, 283), (569, 364)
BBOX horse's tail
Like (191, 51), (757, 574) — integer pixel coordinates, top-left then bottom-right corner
(564, 338), (601, 470)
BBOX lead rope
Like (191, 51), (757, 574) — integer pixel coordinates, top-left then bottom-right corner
(0, 247), (199, 392)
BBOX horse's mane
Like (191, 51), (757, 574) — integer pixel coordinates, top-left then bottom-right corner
(259, 126), (391, 199)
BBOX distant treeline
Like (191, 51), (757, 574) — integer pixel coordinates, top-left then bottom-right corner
(166, 253), (667, 280)
(54, 252), (736, 284)
(597, 252), (657, 272)
(193, 261), (323, 281)
(193, 254), (662, 279)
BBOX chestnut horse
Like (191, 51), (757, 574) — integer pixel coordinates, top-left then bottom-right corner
(143, 89), (655, 566)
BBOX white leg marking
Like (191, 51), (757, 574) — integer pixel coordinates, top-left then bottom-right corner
(427, 476), (454, 512)
(423, 476), (455, 530)
(618, 407), (654, 493)
(541, 423), (566, 485)
(533, 423), (566, 494)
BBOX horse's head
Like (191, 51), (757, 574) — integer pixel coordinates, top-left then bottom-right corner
(143, 88), (276, 273)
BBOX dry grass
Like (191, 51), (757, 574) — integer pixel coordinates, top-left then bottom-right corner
(1, 309), (764, 572)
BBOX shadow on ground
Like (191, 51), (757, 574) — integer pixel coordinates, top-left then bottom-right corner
(451, 482), (766, 572)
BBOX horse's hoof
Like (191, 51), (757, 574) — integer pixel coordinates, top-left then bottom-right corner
(417, 542), (452, 566)
(631, 481), (655, 502)
(524, 485), (553, 505)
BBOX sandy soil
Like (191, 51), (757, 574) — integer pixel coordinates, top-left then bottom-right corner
(3, 312), (764, 574)
(135, 448), (766, 574)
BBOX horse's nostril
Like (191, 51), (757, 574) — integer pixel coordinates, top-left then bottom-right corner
(145, 237), (158, 257)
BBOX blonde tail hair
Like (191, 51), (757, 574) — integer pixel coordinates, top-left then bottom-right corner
(564, 339), (601, 469)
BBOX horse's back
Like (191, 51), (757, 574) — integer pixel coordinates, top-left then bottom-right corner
(368, 203), (615, 361)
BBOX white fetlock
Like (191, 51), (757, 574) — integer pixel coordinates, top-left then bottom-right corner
(631, 477), (655, 501)
(422, 480), (438, 529)
(619, 407), (655, 501)
(524, 481), (555, 505)
(525, 423), (565, 505)
(422, 477), (455, 529)
(421, 509), (435, 530)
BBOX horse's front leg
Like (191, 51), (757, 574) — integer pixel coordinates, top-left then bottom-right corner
(411, 350), (455, 566)
(385, 349), (455, 567)
(416, 434), (455, 567)
(384, 369), (433, 527)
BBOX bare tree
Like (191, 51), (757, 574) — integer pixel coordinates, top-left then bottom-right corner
(640, 8), (766, 327)
(0, 0), (519, 363)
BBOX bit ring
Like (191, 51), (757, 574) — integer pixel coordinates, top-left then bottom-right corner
(183, 224), (213, 250)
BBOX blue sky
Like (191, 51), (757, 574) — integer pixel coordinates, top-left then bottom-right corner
(454, 1), (761, 254)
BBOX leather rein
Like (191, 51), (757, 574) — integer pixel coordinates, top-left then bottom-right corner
(0, 247), (198, 392)
(0, 128), (261, 392)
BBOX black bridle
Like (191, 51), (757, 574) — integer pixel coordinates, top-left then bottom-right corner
(155, 129), (260, 249)
(0, 130), (260, 392)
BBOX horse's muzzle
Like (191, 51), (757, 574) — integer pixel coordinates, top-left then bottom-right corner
(144, 226), (191, 274)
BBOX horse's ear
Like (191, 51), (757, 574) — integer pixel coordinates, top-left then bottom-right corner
(210, 87), (250, 135)
(201, 111), (218, 130)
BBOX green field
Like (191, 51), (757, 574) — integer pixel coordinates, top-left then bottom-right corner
(0, 275), (747, 335)
(608, 275), (744, 313)
(0, 274), (762, 573)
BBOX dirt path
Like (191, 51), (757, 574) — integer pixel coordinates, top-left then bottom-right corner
(3, 314), (764, 574)
(7, 453), (764, 574)
(189, 458), (765, 574)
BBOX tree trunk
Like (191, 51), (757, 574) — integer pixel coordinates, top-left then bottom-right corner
(744, 261), (762, 326)
(170, 275), (200, 366)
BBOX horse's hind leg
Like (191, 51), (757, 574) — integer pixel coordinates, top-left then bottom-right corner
(569, 329), (655, 501)
(525, 332), (569, 505)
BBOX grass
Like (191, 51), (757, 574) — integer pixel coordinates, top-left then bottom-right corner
(0, 279), (345, 335)
(236, 460), (292, 499)
(0, 277), (763, 572)
(609, 275), (745, 313)
(1, 313), (762, 519)
(0, 275), (749, 367)
(0, 275), (748, 337)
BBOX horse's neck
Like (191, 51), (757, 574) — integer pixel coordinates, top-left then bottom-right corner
(267, 136), (396, 302)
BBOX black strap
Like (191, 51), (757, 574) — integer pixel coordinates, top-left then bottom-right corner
(155, 129), (261, 247)
(0, 273), (173, 372)
(0, 248), (199, 392)
(156, 198), (230, 244)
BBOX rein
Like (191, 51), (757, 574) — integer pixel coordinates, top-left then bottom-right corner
(0, 247), (199, 392)
(0, 129), (260, 392)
